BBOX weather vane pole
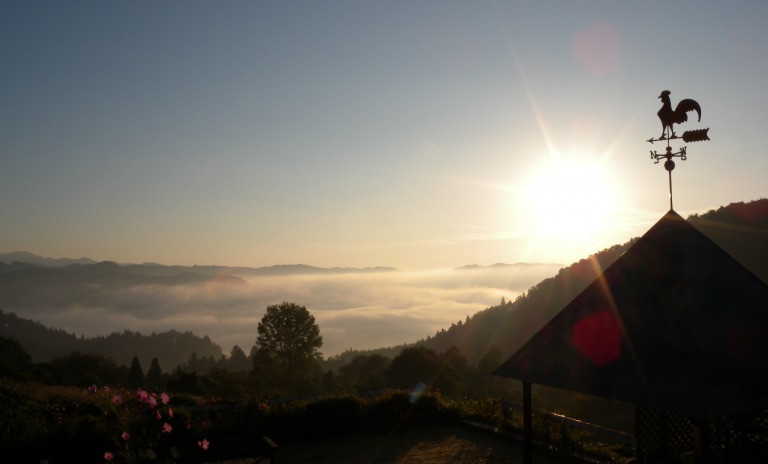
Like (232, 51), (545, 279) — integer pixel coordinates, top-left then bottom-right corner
(647, 90), (710, 211)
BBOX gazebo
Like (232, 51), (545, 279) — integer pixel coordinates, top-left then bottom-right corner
(493, 209), (768, 462)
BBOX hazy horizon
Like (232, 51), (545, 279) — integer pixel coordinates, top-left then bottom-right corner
(0, 249), (565, 271)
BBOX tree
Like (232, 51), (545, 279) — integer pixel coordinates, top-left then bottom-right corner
(387, 346), (458, 394)
(478, 345), (503, 374)
(228, 345), (250, 373)
(45, 352), (124, 386)
(147, 357), (163, 390)
(0, 336), (32, 379)
(472, 345), (515, 398)
(339, 354), (390, 390)
(128, 355), (145, 388)
(253, 302), (323, 393)
(441, 345), (468, 373)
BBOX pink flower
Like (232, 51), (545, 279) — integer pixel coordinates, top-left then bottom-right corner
(168, 407), (174, 418)
(147, 396), (158, 408)
(156, 410), (162, 420)
(198, 439), (210, 451)
(160, 392), (170, 404)
(104, 451), (114, 461)
(121, 431), (130, 441)
(112, 394), (123, 404)
(103, 386), (111, 392)
(162, 422), (172, 433)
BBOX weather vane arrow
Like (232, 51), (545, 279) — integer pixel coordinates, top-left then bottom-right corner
(646, 90), (710, 211)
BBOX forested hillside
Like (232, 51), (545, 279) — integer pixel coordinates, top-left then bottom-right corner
(688, 198), (768, 283)
(407, 198), (768, 365)
(416, 242), (631, 364)
(0, 310), (222, 370)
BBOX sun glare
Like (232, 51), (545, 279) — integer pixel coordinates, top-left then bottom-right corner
(520, 154), (620, 244)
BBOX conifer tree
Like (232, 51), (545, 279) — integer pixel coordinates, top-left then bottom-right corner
(228, 345), (250, 373)
(147, 357), (163, 390)
(128, 355), (145, 388)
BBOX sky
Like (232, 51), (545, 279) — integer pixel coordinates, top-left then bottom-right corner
(2, 1), (768, 271)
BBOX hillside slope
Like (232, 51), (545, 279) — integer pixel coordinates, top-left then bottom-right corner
(412, 199), (768, 365)
(0, 310), (222, 370)
(688, 199), (768, 283)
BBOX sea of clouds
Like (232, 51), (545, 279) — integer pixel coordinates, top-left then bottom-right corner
(12, 264), (563, 357)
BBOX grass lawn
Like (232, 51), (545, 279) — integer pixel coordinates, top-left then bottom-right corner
(277, 422), (576, 464)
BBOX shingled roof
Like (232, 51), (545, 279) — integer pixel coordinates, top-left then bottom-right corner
(493, 210), (768, 417)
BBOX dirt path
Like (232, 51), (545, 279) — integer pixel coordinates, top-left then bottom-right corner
(277, 422), (572, 464)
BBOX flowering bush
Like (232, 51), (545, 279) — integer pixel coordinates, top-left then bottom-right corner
(88, 386), (208, 463)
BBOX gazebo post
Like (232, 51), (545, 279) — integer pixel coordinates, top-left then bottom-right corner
(523, 380), (532, 464)
(634, 404), (642, 461)
(692, 417), (712, 462)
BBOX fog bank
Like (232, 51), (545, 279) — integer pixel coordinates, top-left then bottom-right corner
(9, 264), (562, 357)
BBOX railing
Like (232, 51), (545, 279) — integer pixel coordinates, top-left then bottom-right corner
(500, 399), (635, 445)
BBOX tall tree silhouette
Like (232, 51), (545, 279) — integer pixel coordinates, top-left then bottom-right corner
(252, 302), (322, 393)
(228, 345), (250, 373)
(0, 336), (32, 379)
(128, 355), (145, 388)
(146, 357), (163, 390)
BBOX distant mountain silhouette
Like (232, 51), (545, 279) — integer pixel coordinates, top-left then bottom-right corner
(0, 310), (222, 370)
(236, 263), (397, 276)
(455, 262), (562, 271)
(0, 252), (397, 276)
(0, 251), (96, 267)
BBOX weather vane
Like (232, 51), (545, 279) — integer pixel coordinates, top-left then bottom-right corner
(647, 90), (710, 211)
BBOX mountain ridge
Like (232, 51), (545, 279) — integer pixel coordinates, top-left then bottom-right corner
(1, 251), (560, 275)
(0, 252), (399, 276)
(0, 251), (96, 267)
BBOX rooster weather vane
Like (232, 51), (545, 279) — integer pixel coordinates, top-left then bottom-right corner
(647, 90), (710, 210)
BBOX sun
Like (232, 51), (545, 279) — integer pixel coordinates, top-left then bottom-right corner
(519, 153), (621, 248)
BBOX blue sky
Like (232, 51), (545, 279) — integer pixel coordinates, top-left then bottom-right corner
(3, 1), (767, 269)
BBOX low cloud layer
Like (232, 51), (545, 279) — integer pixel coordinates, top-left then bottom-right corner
(8, 264), (562, 357)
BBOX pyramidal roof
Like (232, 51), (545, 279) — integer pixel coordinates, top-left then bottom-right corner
(493, 210), (768, 417)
